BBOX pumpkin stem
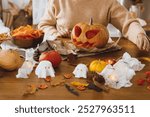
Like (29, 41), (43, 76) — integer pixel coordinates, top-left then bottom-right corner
(89, 18), (93, 25)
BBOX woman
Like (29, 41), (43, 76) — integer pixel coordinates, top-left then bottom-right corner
(38, 0), (150, 51)
(0, 19), (10, 34)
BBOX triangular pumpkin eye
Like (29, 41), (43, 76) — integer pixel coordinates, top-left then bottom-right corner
(86, 30), (100, 39)
(75, 26), (82, 37)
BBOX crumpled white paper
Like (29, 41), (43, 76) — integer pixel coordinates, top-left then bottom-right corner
(16, 48), (37, 78)
(100, 52), (145, 89)
(73, 64), (88, 78)
(35, 60), (55, 78)
(121, 52), (145, 71)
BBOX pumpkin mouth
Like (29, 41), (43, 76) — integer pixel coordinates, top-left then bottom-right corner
(73, 39), (94, 48)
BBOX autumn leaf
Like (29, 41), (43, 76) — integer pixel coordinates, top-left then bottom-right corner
(23, 84), (38, 96)
(38, 84), (48, 89)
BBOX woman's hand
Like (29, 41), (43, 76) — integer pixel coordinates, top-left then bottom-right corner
(136, 33), (150, 51)
(57, 27), (71, 38)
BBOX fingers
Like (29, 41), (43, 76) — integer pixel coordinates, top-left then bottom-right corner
(57, 27), (71, 38)
(137, 33), (150, 51)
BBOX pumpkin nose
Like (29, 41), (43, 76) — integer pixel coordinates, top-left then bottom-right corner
(75, 26), (82, 37)
(86, 30), (100, 39)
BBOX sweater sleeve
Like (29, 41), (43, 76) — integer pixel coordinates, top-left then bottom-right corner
(109, 0), (145, 45)
(38, 0), (59, 41)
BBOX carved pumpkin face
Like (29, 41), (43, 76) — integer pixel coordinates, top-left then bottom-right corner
(71, 22), (109, 49)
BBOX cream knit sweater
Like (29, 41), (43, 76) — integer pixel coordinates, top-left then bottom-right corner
(38, 0), (147, 49)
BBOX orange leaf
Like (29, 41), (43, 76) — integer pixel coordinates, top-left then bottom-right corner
(45, 76), (52, 82)
(38, 84), (48, 89)
(64, 73), (72, 79)
(23, 84), (38, 96)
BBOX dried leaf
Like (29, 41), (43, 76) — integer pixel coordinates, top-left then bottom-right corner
(38, 84), (48, 89)
(45, 76), (52, 82)
(71, 81), (88, 87)
(139, 57), (150, 62)
(23, 84), (38, 96)
(87, 83), (103, 92)
(76, 85), (86, 91)
(64, 73), (72, 79)
(65, 84), (79, 96)
(147, 86), (150, 90)
(93, 78), (109, 92)
(50, 77), (65, 87)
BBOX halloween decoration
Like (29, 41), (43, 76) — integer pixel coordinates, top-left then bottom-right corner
(71, 18), (109, 49)
(0, 49), (22, 71)
(89, 60), (107, 73)
(73, 64), (88, 78)
(137, 79), (145, 86)
(65, 84), (79, 96)
(16, 61), (35, 78)
(45, 76), (52, 82)
(71, 81), (89, 87)
(39, 50), (62, 68)
(38, 84), (48, 89)
(100, 52), (145, 89)
(23, 84), (38, 96)
(87, 83), (103, 92)
(64, 73), (73, 79)
(16, 48), (37, 78)
(50, 77), (65, 87)
(35, 60), (55, 78)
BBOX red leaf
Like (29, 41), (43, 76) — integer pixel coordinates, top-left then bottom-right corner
(86, 30), (100, 39)
(137, 79), (145, 86)
(75, 26), (82, 37)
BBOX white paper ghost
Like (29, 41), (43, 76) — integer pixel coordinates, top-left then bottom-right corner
(73, 64), (88, 78)
(35, 60), (55, 78)
(16, 61), (36, 78)
(99, 52), (145, 89)
(16, 48), (37, 78)
(25, 48), (36, 61)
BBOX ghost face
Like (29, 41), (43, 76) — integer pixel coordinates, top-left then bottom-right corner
(71, 23), (109, 49)
(73, 64), (88, 78)
(35, 60), (55, 78)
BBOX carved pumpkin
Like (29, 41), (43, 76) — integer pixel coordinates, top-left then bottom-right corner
(71, 18), (109, 49)
(89, 60), (107, 73)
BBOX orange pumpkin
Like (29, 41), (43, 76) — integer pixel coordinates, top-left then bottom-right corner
(89, 60), (107, 73)
(71, 18), (109, 49)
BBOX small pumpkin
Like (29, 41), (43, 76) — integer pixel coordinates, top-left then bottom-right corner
(71, 18), (109, 49)
(0, 50), (22, 71)
(89, 60), (107, 73)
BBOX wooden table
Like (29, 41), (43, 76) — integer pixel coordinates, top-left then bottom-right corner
(0, 38), (150, 100)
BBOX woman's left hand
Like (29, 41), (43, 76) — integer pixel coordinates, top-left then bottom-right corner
(137, 33), (150, 52)
(57, 27), (71, 38)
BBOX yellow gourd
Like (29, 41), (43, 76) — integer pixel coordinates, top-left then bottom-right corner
(89, 60), (107, 73)
(0, 50), (22, 71)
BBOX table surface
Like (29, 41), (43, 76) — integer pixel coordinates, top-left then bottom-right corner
(0, 37), (150, 100)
